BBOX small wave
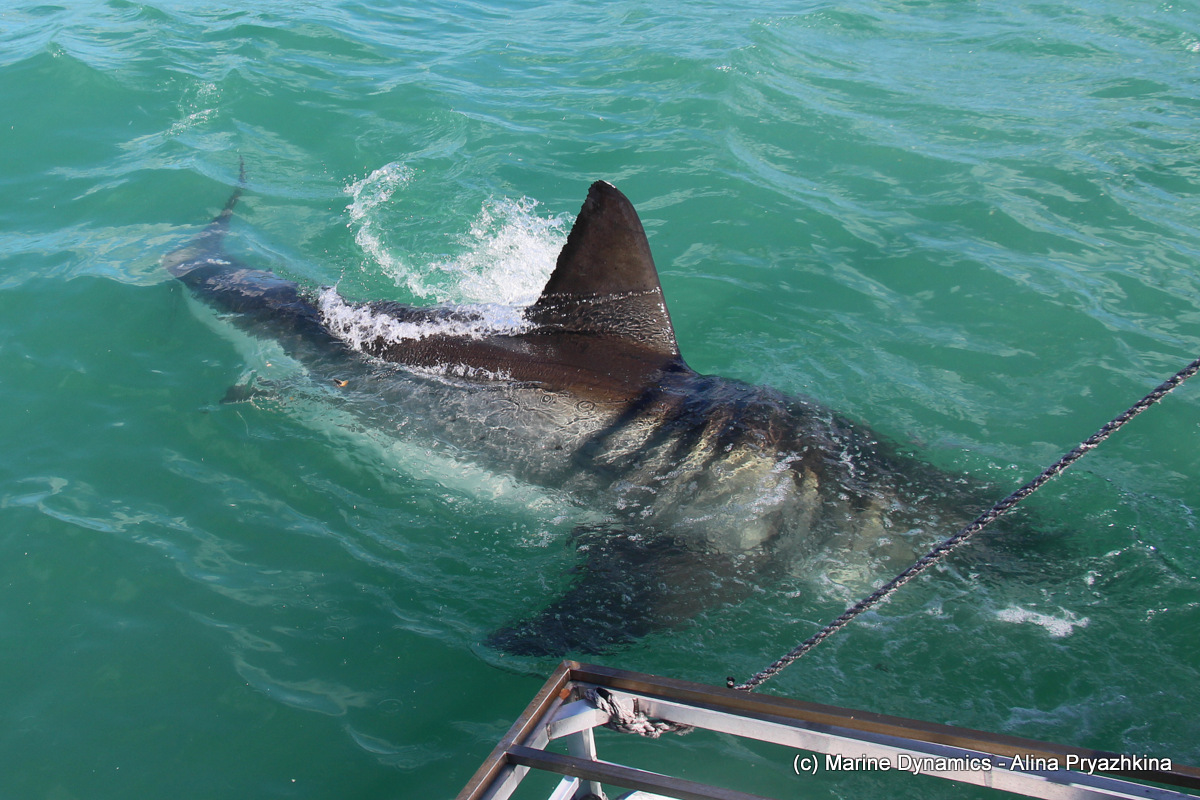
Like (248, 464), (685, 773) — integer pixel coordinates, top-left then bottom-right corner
(234, 654), (373, 717)
(166, 81), (220, 137)
(344, 724), (442, 770)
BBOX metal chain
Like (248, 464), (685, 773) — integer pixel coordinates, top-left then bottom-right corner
(730, 355), (1200, 692)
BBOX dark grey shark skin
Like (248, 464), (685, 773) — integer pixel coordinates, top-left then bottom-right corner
(165, 179), (981, 656)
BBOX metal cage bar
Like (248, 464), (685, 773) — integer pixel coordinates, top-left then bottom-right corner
(456, 662), (1200, 800)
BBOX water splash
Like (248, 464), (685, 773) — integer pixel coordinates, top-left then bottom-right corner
(344, 161), (416, 283)
(344, 164), (569, 306)
(430, 195), (570, 306)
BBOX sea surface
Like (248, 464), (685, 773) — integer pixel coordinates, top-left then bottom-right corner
(2, 2), (1199, 798)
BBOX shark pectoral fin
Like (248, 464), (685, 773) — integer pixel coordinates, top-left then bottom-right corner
(485, 527), (762, 657)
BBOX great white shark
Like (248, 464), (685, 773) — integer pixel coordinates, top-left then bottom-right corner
(165, 178), (983, 656)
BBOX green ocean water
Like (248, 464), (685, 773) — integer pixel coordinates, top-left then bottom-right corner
(2, 1), (1199, 798)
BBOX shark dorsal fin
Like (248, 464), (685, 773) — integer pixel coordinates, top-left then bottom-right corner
(528, 181), (680, 358)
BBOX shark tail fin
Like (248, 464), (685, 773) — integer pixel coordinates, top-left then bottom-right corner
(204, 156), (247, 249)
(165, 158), (246, 279)
(528, 181), (681, 359)
(214, 156), (246, 229)
(165, 158), (247, 280)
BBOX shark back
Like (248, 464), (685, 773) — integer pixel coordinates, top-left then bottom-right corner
(334, 180), (690, 405)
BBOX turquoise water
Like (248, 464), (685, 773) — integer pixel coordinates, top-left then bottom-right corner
(2, 2), (1199, 798)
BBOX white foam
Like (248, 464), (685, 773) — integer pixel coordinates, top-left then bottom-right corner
(317, 287), (530, 355)
(995, 606), (1089, 639)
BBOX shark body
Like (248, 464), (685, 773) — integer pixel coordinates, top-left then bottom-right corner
(166, 179), (978, 655)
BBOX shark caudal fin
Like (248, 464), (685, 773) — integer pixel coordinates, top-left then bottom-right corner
(164, 162), (328, 332)
(528, 182), (680, 359)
